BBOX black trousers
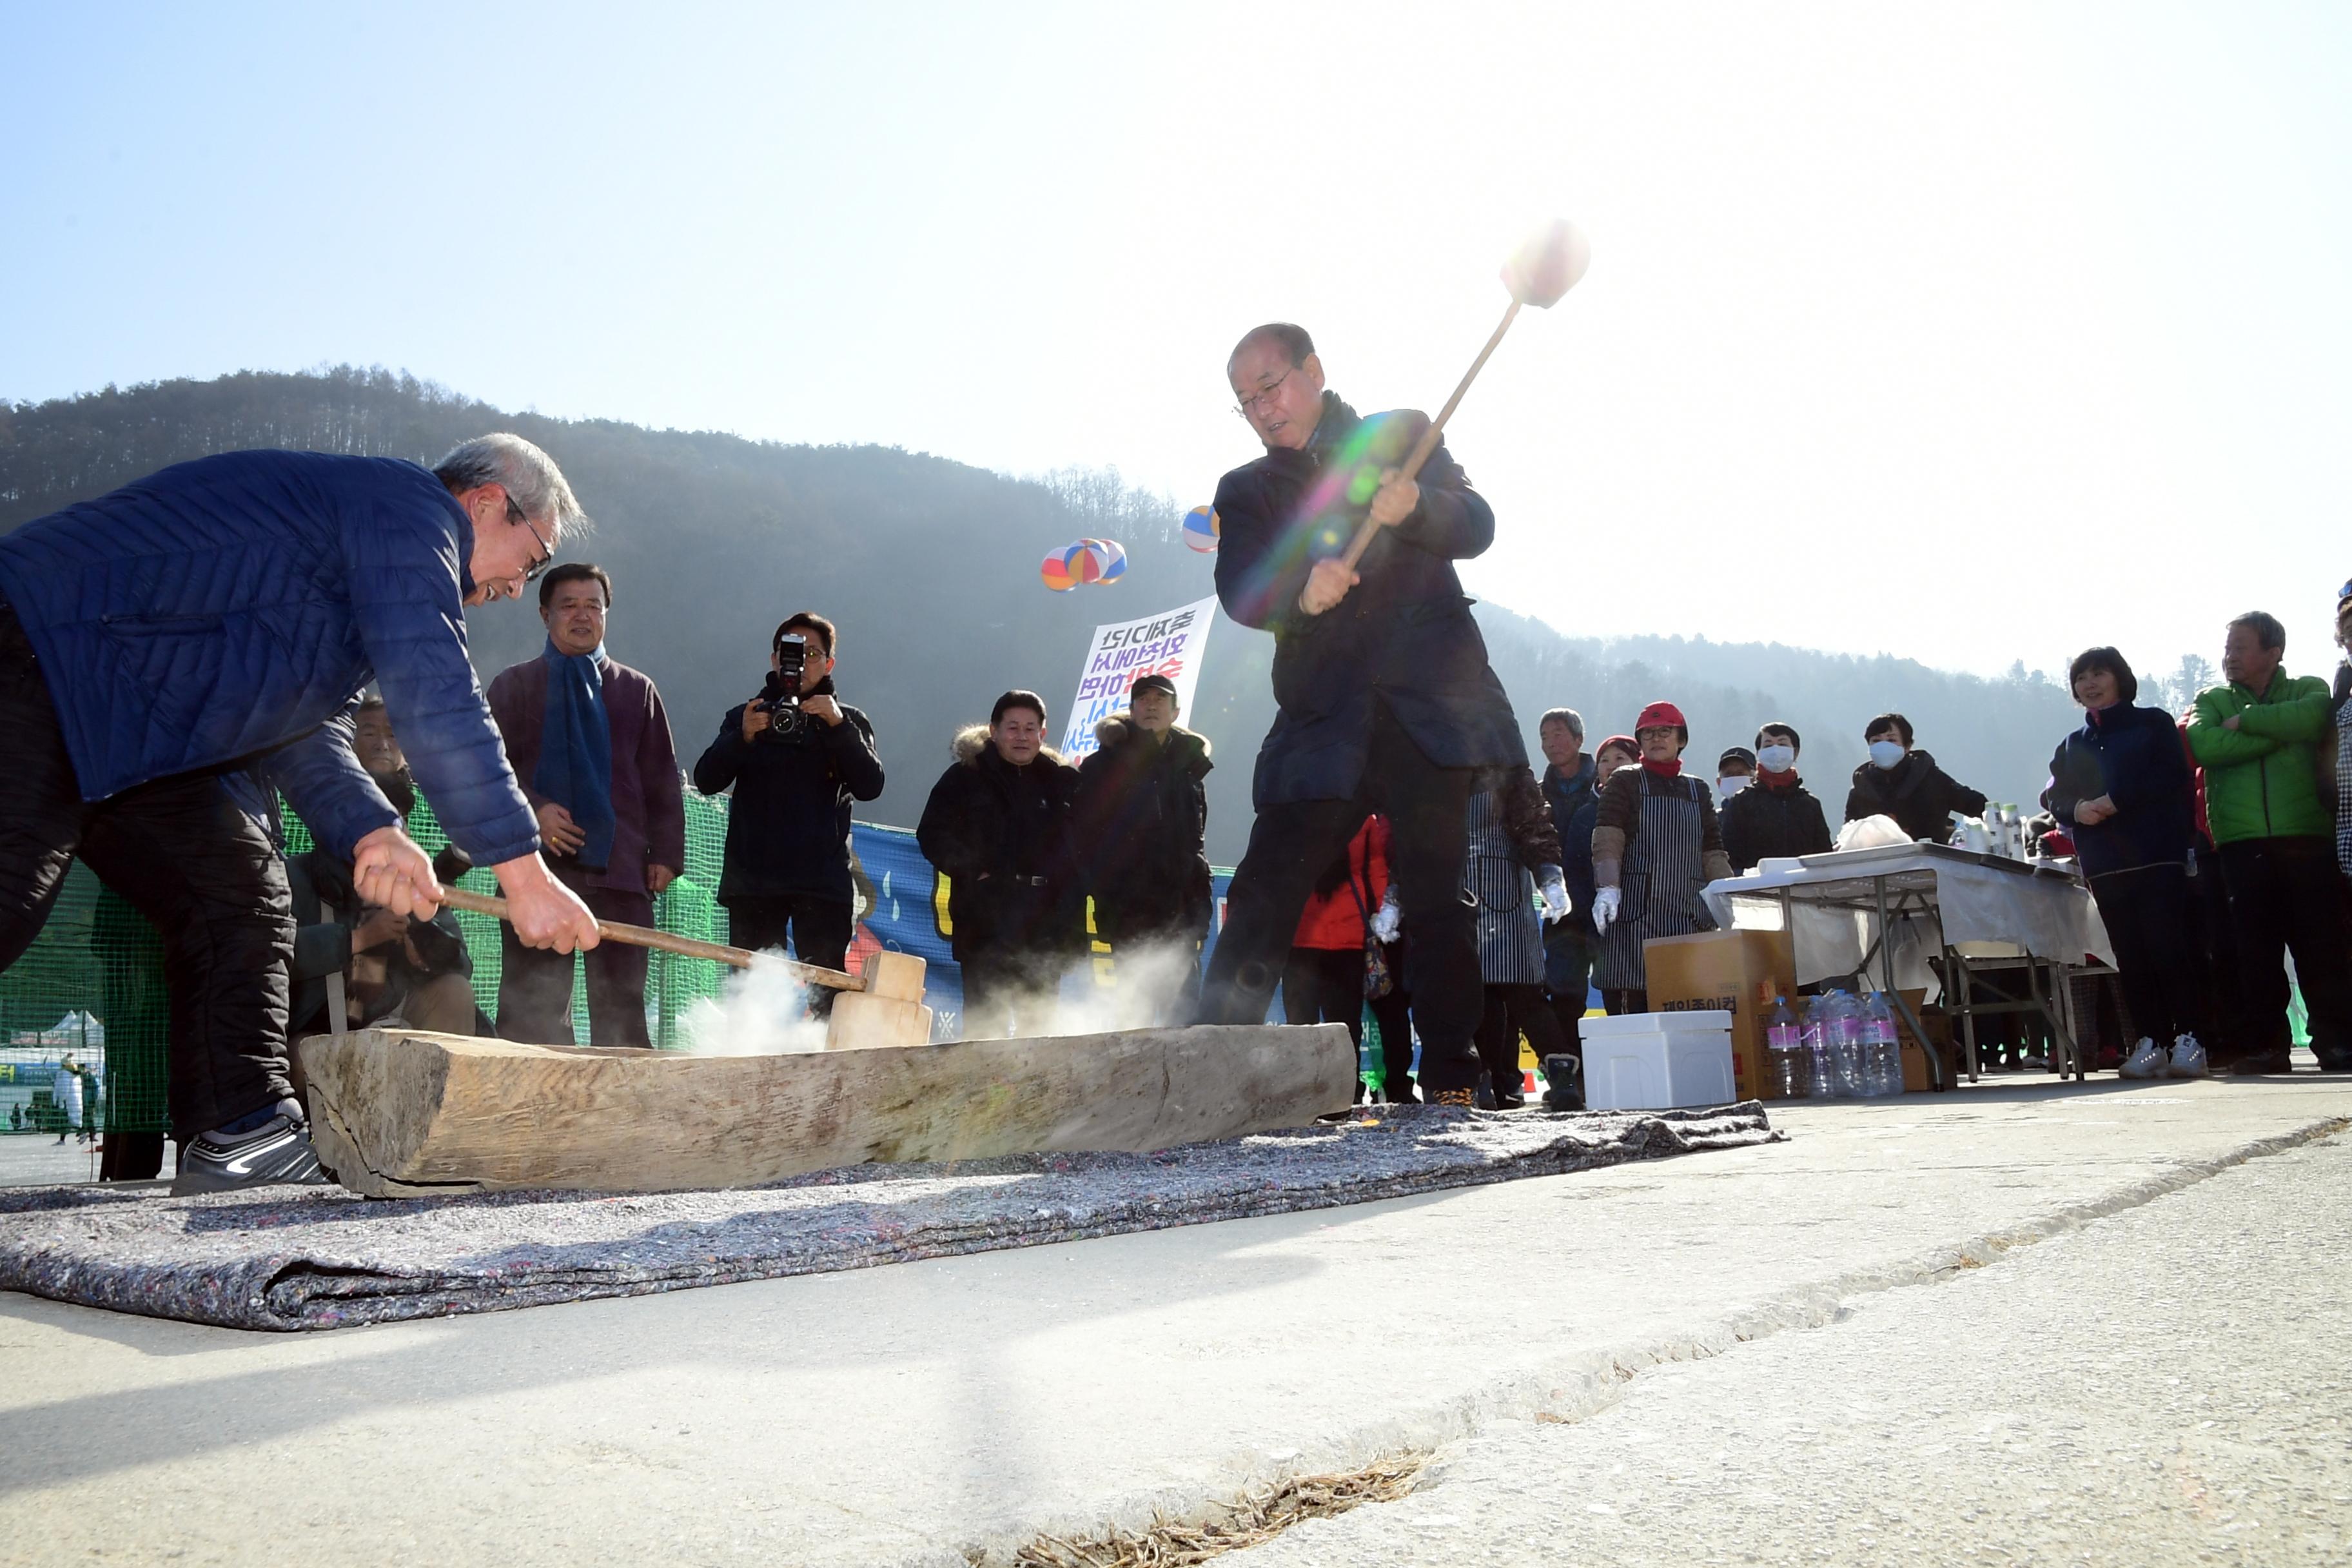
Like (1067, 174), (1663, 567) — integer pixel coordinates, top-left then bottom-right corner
(1477, 982), (1568, 1102)
(1200, 709), (1485, 1093)
(959, 944), (1071, 1040)
(1544, 928), (1593, 1057)
(2086, 863), (2211, 1048)
(1284, 944), (1366, 1088)
(2219, 837), (2352, 1067)
(725, 894), (854, 974)
(2190, 851), (2247, 1057)
(497, 886), (653, 1048)
(0, 602), (293, 1138)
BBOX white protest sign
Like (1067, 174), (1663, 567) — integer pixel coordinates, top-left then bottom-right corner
(1058, 594), (1220, 761)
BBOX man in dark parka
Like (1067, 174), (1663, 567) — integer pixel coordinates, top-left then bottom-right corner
(1072, 673), (1214, 1022)
(1195, 323), (1525, 1104)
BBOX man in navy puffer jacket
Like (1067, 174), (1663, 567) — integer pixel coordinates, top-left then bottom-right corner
(0, 434), (603, 1193)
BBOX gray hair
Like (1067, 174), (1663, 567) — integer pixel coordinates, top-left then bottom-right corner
(1539, 707), (1585, 740)
(2227, 609), (2285, 652)
(433, 433), (590, 538)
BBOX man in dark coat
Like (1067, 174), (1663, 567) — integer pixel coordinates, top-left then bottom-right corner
(1072, 673), (1214, 1023)
(1844, 712), (1988, 845)
(917, 691), (1087, 1040)
(1195, 323), (1525, 1105)
(0, 435), (602, 1193)
(487, 564), (685, 1048)
(1537, 707), (1601, 1053)
(694, 611), (884, 978)
(1720, 721), (1835, 872)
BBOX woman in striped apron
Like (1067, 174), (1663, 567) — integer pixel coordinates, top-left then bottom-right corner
(1589, 702), (1734, 1014)
(1465, 765), (1574, 1106)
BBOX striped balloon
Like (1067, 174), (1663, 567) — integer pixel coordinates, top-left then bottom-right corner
(1040, 547), (1079, 592)
(1182, 505), (1219, 553)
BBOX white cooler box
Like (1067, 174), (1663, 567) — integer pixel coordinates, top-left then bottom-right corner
(1579, 1010), (1738, 1111)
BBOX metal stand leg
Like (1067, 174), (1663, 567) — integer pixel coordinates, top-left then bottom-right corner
(1872, 874), (1943, 1090)
(1950, 949), (1980, 1083)
(2038, 961), (2086, 1082)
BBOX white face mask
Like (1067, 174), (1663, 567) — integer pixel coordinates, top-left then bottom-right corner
(1868, 740), (1907, 770)
(1757, 744), (1796, 773)
(1718, 776), (1751, 799)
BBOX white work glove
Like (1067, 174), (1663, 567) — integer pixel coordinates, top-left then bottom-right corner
(1367, 890), (1402, 945)
(1537, 869), (1573, 925)
(1590, 886), (1622, 934)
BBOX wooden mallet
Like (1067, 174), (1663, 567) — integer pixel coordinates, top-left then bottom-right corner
(436, 886), (932, 1049)
(1335, 219), (1591, 574)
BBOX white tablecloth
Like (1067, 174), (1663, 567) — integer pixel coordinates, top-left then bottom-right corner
(1700, 845), (2114, 993)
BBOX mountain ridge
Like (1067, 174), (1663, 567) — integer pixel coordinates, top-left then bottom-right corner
(3, 366), (2087, 860)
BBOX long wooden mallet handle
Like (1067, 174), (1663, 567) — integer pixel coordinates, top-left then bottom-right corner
(436, 886), (861, 992)
(1334, 297), (1522, 576)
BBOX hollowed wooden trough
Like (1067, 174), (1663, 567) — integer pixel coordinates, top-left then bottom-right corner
(298, 1023), (1357, 1197)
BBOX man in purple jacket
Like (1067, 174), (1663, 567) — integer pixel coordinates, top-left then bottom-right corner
(487, 564), (685, 1047)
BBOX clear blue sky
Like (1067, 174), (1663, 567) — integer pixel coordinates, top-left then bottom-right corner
(5, 2), (2347, 680)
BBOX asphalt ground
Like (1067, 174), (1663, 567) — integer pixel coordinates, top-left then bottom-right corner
(1, 1068), (2346, 1567)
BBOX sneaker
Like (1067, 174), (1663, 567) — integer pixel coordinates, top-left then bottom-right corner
(2167, 1034), (2208, 1079)
(2118, 1039), (2166, 1079)
(171, 1101), (331, 1197)
(1541, 1055), (1587, 1112)
(1429, 1087), (1476, 1108)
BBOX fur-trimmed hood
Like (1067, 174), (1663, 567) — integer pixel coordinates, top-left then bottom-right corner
(1092, 711), (1212, 769)
(951, 723), (1065, 768)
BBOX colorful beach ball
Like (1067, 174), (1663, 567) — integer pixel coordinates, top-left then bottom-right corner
(1041, 548), (1079, 592)
(1182, 505), (1220, 553)
(1077, 537), (1128, 584)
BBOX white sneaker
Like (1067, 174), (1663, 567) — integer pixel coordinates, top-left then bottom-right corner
(2119, 1038), (2166, 1079)
(2168, 1033), (2208, 1078)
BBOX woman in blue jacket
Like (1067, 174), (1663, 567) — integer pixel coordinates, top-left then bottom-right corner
(2042, 647), (2210, 1079)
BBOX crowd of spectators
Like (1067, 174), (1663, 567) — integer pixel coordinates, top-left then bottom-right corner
(264, 565), (2349, 1104)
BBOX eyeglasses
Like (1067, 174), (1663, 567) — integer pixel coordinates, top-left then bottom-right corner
(1231, 368), (1293, 420)
(507, 495), (555, 582)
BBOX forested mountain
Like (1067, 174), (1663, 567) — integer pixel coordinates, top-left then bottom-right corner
(5, 368), (2119, 861)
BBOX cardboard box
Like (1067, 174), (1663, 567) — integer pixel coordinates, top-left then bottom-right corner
(1894, 988), (1951, 1093)
(1644, 929), (1798, 1101)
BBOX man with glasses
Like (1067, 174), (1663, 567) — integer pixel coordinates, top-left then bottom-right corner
(0, 433), (604, 1193)
(1195, 322), (1527, 1108)
(487, 563), (685, 1047)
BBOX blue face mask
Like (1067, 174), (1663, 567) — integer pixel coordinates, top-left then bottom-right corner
(1868, 740), (1907, 770)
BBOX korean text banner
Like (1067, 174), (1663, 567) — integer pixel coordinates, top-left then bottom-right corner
(1057, 594), (1220, 761)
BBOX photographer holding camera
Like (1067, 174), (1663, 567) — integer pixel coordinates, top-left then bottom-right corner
(694, 613), (883, 975)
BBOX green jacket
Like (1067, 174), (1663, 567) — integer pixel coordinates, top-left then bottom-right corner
(2186, 671), (2334, 844)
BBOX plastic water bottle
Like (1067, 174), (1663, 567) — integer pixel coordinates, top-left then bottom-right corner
(1767, 995), (1807, 1099)
(1859, 991), (1902, 1097)
(1801, 994), (1839, 1099)
(1828, 990), (1865, 1098)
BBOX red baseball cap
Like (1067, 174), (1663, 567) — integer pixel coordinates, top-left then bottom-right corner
(1634, 701), (1688, 735)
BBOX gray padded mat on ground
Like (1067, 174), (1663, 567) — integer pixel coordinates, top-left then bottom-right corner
(0, 1101), (1776, 1332)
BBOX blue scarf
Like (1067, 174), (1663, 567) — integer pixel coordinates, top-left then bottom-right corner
(534, 638), (616, 870)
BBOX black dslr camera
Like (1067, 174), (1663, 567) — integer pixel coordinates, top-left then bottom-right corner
(756, 634), (809, 742)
